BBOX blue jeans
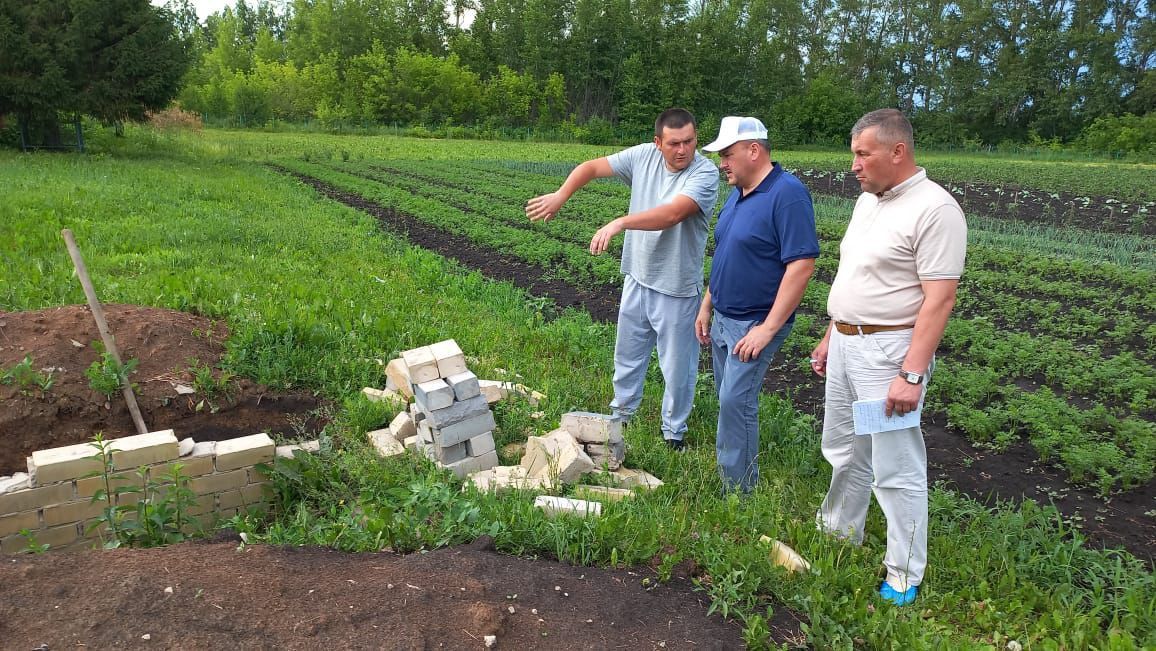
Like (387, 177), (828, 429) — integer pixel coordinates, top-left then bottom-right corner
(711, 311), (793, 492)
(610, 275), (701, 441)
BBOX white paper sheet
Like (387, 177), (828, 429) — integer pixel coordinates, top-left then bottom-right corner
(851, 398), (921, 435)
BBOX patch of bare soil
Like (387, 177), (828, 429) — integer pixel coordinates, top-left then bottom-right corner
(0, 305), (326, 475)
(279, 169), (1155, 564)
(0, 535), (795, 649)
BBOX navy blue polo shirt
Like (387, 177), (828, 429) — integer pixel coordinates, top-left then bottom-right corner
(708, 163), (820, 321)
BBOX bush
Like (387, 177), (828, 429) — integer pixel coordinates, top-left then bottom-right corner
(1078, 113), (1156, 158)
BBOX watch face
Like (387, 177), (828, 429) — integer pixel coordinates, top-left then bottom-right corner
(902, 371), (922, 384)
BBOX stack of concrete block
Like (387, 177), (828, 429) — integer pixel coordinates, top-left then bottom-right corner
(559, 412), (625, 471)
(390, 340), (499, 479)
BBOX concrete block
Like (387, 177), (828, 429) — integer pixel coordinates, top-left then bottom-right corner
(0, 473), (30, 494)
(215, 433), (275, 472)
(362, 387), (404, 406)
(384, 358), (414, 399)
(367, 429), (405, 458)
(191, 441), (216, 458)
(43, 499), (105, 527)
(300, 440), (320, 453)
(403, 435), (419, 450)
(0, 510), (40, 537)
(409, 402), (426, 426)
(534, 495), (601, 518)
(607, 468), (664, 490)
(466, 432), (496, 457)
(110, 430), (180, 471)
(425, 395), (489, 429)
(28, 442), (103, 485)
(276, 444), (303, 459)
(152, 456), (214, 480)
(433, 440), (469, 465)
(401, 346), (440, 384)
(189, 469), (248, 495)
(430, 339), (467, 378)
(584, 443), (623, 471)
(467, 465), (552, 492)
(389, 411), (416, 441)
(75, 472), (136, 499)
(178, 438), (196, 457)
(477, 379), (507, 404)
(521, 429), (595, 484)
(560, 412), (622, 444)
(433, 410), (497, 447)
(441, 450), (499, 479)
(445, 371), (480, 401)
(573, 485), (634, 503)
(414, 378), (454, 412)
(0, 482), (74, 514)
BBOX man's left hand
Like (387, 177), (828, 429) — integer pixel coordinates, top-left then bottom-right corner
(885, 376), (922, 417)
(733, 324), (776, 362)
(590, 218), (625, 255)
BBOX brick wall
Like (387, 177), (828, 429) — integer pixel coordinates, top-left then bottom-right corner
(0, 430), (279, 553)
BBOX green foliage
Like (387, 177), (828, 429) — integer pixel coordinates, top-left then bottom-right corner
(84, 432), (202, 549)
(0, 0), (189, 134)
(84, 344), (139, 400)
(1, 355), (54, 394)
(1079, 113), (1156, 158)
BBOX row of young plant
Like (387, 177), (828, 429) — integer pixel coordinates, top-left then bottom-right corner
(289, 157), (1156, 495)
(4, 140), (1154, 648)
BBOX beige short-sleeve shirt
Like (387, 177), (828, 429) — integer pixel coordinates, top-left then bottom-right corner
(827, 169), (967, 325)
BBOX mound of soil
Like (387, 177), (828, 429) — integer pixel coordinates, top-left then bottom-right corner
(0, 535), (796, 649)
(0, 305), (325, 474)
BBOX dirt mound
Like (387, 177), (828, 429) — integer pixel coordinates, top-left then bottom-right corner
(0, 536), (791, 649)
(0, 304), (324, 474)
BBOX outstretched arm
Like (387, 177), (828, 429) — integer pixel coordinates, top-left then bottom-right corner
(590, 194), (704, 254)
(526, 158), (615, 222)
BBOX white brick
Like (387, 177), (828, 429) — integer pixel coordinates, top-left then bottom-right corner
(467, 465), (552, 492)
(28, 442), (102, 485)
(362, 387), (403, 405)
(388, 411), (416, 441)
(521, 429), (595, 484)
(433, 440), (469, 464)
(300, 440), (320, 452)
(275, 444), (303, 459)
(178, 438), (195, 457)
(433, 410), (497, 447)
(573, 485), (634, 502)
(0, 473), (30, 495)
(191, 441), (216, 458)
(445, 371), (480, 401)
(466, 432), (496, 457)
(110, 430), (180, 470)
(607, 468), (664, 490)
(425, 395), (489, 429)
(384, 358), (414, 399)
(584, 443), (623, 471)
(403, 435), (419, 450)
(534, 495), (601, 518)
(401, 346), (440, 384)
(367, 429), (405, 457)
(441, 450), (498, 479)
(215, 433), (275, 471)
(430, 339), (467, 378)
(560, 412), (622, 443)
(0, 510), (40, 537)
(414, 379), (454, 412)
(477, 380), (507, 404)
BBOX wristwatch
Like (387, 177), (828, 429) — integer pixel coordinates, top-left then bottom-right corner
(898, 370), (925, 385)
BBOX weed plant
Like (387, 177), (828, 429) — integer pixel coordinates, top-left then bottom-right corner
(84, 343), (139, 400)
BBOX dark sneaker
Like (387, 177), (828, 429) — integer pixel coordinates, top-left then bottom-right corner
(666, 438), (686, 452)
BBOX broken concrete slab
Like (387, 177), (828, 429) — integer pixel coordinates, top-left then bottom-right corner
(605, 467), (663, 490)
(560, 411), (622, 444)
(521, 429), (595, 485)
(362, 387), (404, 405)
(388, 411), (416, 441)
(367, 428), (405, 458)
(384, 358), (414, 399)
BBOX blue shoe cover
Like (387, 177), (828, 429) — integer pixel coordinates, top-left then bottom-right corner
(879, 582), (918, 606)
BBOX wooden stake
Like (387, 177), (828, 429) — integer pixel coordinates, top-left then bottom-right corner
(61, 229), (148, 435)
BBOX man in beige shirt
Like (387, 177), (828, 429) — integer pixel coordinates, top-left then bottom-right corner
(810, 109), (967, 606)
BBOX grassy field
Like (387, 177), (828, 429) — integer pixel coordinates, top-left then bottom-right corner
(2, 127), (1154, 649)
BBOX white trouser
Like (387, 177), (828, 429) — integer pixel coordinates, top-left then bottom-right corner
(609, 275), (701, 441)
(817, 328), (928, 592)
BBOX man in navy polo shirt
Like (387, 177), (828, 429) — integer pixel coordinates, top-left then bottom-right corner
(695, 116), (819, 493)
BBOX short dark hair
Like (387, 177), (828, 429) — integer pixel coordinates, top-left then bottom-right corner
(655, 108), (697, 139)
(851, 109), (914, 149)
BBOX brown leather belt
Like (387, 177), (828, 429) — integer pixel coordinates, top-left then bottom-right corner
(833, 321), (914, 336)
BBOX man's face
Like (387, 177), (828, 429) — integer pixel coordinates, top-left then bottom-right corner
(655, 124), (698, 172)
(850, 126), (899, 194)
(716, 141), (756, 188)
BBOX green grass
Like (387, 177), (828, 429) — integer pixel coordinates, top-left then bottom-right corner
(2, 128), (1154, 648)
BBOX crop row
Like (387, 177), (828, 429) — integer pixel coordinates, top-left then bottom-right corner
(277, 160), (1156, 496)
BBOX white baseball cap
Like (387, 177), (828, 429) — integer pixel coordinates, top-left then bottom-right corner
(702, 116), (769, 152)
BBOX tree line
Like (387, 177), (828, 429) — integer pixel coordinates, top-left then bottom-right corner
(3, 0), (1153, 152)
